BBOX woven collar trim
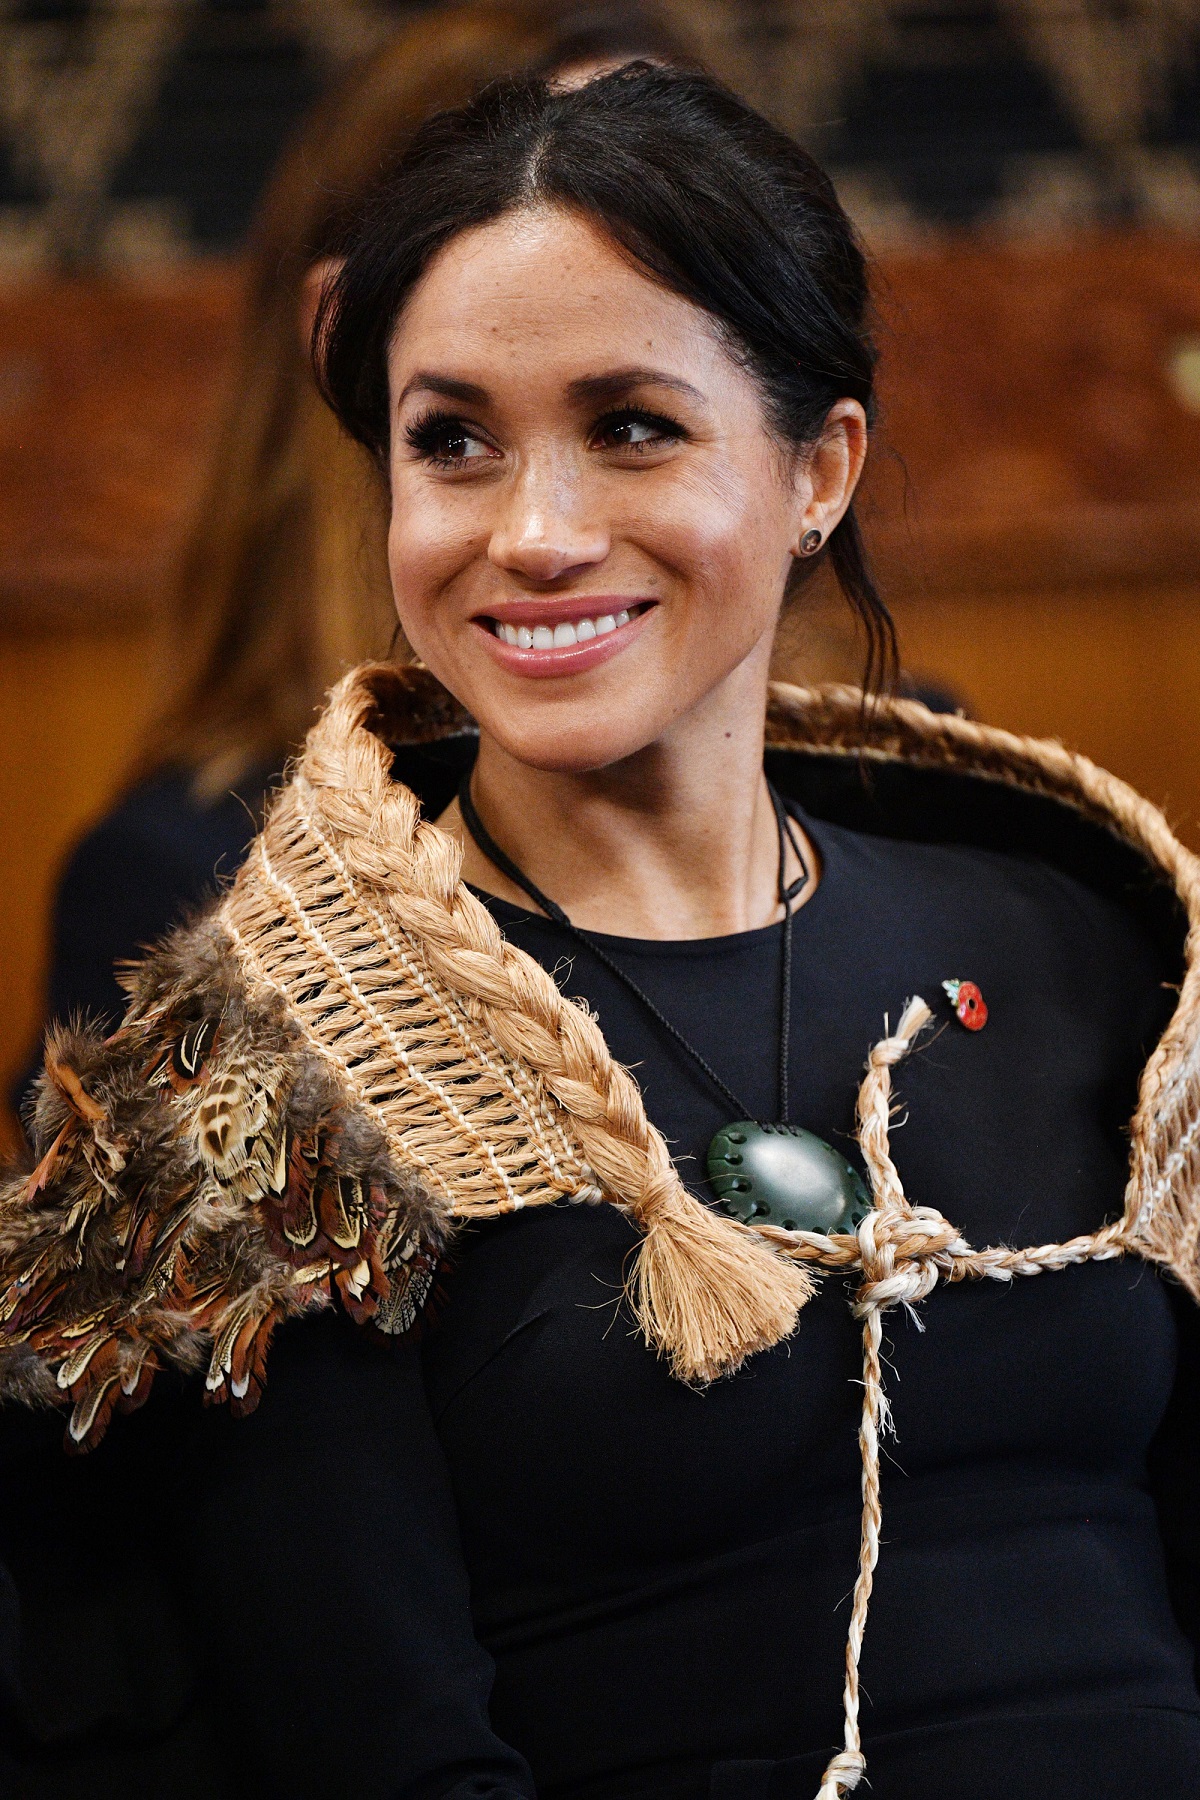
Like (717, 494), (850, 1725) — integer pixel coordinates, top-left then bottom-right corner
(224, 662), (1200, 1290)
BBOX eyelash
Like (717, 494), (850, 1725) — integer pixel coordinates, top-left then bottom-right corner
(403, 404), (686, 469)
(591, 406), (686, 452)
(404, 409), (487, 468)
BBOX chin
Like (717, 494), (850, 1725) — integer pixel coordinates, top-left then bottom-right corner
(474, 704), (655, 775)
(421, 632), (684, 775)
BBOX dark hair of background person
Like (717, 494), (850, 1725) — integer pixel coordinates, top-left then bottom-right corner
(142, 1), (698, 796)
(315, 60), (898, 697)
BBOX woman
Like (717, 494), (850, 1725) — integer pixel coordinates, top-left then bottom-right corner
(2, 64), (1198, 1800)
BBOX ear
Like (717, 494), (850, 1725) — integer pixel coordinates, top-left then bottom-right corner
(298, 256), (344, 356)
(790, 399), (869, 554)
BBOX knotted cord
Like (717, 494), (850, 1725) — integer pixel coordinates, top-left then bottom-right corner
(809, 997), (1135, 1799)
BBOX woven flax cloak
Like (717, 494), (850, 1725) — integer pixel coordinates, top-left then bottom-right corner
(0, 656), (1198, 1443)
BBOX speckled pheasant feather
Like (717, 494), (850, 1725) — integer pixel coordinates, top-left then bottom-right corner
(0, 916), (445, 1448)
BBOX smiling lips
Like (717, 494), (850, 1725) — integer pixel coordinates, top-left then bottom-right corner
(477, 599), (654, 676)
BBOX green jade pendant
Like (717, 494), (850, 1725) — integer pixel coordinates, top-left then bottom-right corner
(707, 1122), (872, 1234)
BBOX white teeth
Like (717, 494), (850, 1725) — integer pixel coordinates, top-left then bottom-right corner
(494, 608), (639, 648)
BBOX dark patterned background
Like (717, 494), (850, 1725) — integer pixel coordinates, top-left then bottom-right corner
(6, 1), (1200, 268)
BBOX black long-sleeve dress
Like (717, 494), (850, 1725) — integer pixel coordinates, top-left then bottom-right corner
(2, 760), (1198, 1798)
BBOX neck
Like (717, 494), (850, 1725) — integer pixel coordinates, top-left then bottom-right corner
(439, 652), (817, 940)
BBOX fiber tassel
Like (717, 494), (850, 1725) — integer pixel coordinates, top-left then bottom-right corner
(627, 1172), (815, 1382)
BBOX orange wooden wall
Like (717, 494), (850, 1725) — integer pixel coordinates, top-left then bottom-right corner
(0, 633), (154, 1151)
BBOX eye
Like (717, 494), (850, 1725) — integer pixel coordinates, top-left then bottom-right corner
(405, 410), (497, 470)
(591, 407), (684, 454)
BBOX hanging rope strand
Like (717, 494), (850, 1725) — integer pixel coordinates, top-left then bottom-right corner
(815, 997), (932, 1800)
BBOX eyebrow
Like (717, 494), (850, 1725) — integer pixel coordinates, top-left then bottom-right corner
(395, 366), (708, 410)
(396, 372), (490, 408)
(567, 367), (708, 406)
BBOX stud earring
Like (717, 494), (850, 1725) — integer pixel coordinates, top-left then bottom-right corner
(799, 528), (823, 555)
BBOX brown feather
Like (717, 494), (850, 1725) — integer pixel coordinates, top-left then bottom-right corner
(168, 1016), (221, 1092)
(117, 1346), (159, 1415)
(43, 1053), (106, 1125)
(195, 1061), (274, 1175)
(373, 1235), (438, 1336)
(269, 1130), (320, 1251)
(118, 1187), (161, 1277)
(67, 1372), (123, 1452)
(3, 1254), (73, 1335)
(63, 1336), (123, 1453)
(227, 1304), (279, 1418)
(334, 1257), (378, 1324)
(318, 1171), (364, 1252)
(23, 1121), (74, 1202)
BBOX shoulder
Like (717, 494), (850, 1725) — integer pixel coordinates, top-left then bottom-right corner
(804, 807), (1175, 1047)
(809, 800), (1157, 932)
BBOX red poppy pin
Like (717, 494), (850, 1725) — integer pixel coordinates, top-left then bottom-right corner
(943, 978), (988, 1031)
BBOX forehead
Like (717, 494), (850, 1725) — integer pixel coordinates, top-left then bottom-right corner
(388, 204), (727, 382)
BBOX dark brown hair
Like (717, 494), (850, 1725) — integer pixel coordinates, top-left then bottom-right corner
(315, 61), (896, 692)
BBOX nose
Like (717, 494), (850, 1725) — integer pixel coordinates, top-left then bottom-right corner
(487, 452), (609, 583)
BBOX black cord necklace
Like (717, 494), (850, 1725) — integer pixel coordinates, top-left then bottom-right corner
(457, 773), (871, 1234)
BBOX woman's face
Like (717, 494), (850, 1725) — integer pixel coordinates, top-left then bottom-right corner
(386, 204), (862, 772)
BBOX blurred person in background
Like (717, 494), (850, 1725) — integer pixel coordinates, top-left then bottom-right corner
(16, 0), (693, 1098)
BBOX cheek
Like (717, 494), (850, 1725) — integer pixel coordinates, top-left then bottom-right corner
(643, 455), (796, 609)
(386, 476), (481, 622)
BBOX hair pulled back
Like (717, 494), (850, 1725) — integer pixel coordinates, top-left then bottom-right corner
(315, 61), (895, 692)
